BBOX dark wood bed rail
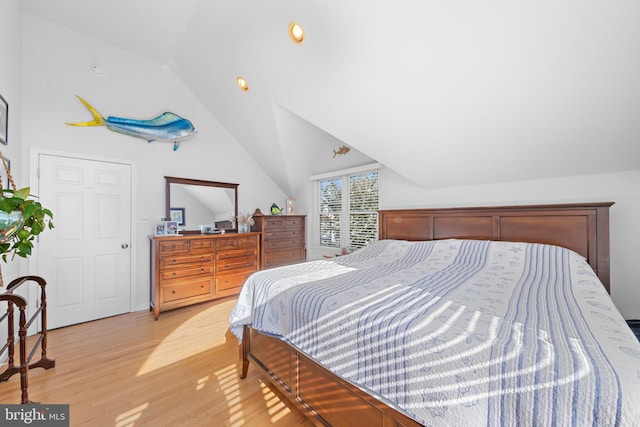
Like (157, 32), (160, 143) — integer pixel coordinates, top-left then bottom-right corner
(241, 325), (421, 427)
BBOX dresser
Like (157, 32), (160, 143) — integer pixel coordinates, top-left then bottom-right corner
(251, 215), (306, 269)
(150, 233), (259, 319)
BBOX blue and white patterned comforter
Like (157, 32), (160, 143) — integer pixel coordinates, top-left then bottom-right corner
(229, 239), (640, 426)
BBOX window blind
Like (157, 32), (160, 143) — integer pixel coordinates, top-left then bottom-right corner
(312, 166), (379, 252)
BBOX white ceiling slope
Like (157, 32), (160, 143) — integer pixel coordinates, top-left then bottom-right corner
(21, 0), (640, 192)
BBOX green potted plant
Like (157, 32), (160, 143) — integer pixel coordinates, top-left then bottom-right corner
(0, 186), (54, 262)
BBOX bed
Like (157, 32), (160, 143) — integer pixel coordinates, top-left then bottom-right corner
(229, 202), (640, 426)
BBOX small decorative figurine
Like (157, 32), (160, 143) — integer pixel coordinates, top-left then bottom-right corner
(271, 203), (282, 215)
(286, 198), (295, 215)
(333, 144), (350, 158)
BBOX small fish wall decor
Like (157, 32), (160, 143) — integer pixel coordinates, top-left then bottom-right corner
(333, 144), (350, 158)
(66, 96), (196, 151)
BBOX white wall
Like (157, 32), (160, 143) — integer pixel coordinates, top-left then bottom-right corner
(0, 0), (24, 362)
(20, 14), (286, 311)
(0, 0), (25, 284)
(381, 168), (640, 319)
(271, 103), (376, 219)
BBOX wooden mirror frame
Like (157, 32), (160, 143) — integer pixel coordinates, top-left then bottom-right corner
(165, 176), (239, 232)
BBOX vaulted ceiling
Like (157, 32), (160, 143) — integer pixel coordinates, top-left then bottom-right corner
(21, 0), (640, 195)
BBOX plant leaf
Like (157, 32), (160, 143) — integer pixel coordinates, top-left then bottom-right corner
(23, 203), (37, 218)
(14, 188), (31, 199)
(0, 197), (17, 212)
(31, 222), (43, 235)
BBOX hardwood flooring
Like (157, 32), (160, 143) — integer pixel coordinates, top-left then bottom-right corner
(0, 297), (314, 427)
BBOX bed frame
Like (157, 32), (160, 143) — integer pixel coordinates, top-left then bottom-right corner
(240, 202), (614, 427)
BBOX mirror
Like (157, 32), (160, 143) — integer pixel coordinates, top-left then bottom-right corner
(165, 176), (238, 232)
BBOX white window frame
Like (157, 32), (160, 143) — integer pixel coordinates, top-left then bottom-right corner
(310, 163), (380, 254)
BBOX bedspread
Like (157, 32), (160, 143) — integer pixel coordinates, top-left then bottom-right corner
(229, 239), (640, 426)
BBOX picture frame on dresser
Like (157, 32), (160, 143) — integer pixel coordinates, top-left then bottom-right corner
(154, 222), (166, 236)
(286, 197), (295, 215)
(200, 224), (216, 234)
(165, 221), (179, 235)
(170, 207), (185, 225)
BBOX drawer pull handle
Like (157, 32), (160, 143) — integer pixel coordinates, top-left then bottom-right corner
(172, 290), (176, 295)
(200, 257), (205, 262)
(172, 244), (177, 250)
(200, 285), (204, 289)
(172, 273), (177, 277)
(246, 252), (250, 256)
(172, 259), (177, 264)
(225, 265), (229, 269)
(225, 255), (229, 259)
(200, 269), (205, 273)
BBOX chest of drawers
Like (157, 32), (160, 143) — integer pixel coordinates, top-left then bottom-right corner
(252, 215), (306, 269)
(150, 233), (259, 319)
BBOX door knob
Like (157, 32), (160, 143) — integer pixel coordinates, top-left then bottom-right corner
(121, 243), (129, 249)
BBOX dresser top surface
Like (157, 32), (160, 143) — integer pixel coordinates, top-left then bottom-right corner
(150, 232), (260, 241)
(254, 214), (306, 218)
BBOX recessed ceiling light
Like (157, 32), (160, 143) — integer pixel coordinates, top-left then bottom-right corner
(288, 22), (304, 44)
(236, 76), (249, 92)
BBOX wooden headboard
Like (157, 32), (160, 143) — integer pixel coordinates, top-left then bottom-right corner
(379, 202), (614, 293)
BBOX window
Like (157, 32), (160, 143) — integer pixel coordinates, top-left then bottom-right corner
(313, 166), (379, 251)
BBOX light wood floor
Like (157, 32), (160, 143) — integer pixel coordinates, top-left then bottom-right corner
(0, 297), (314, 427)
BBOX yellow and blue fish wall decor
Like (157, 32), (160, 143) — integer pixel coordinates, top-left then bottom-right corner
(66, 96), (196, 151)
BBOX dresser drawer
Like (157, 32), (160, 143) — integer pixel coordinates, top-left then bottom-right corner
(264, 217), (303, 230)
(215, 237), (240, 249)
(216, 272), (253, 292)
(161, 279), (212, 303)
(160, 254), (213, 269)
(264, 229), (302, 240)
(216, 235), (258, 250)
(264, 248), (306, 268)
(160, 266), (214, 281)
(263, 218), (285, 229)
(217, 258), (258, 274)
(282, 218), (304, 228)
(217, 248), (257, 262)
(159, 240), (189, 255)
(264, 238), (303, 250)
(236, 234), (258, 248)
(190, 239), (215, 253)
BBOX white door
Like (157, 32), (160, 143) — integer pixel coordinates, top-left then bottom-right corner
(36, 154), (132, 329)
